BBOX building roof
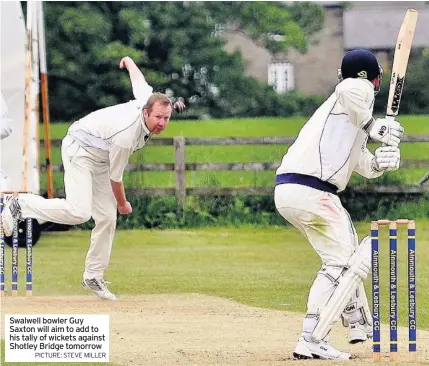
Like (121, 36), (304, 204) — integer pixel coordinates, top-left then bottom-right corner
(344, 8), (429, 50)
(319, 1), (343, 8)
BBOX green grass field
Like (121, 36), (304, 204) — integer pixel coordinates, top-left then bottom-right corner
(39, 116), (429, 191)
(1, 223), (428, 324)
(43, 115), (429, 139)
(1, 223), (428, 365)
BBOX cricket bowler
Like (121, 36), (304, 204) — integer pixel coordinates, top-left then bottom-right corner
(2, 56), (185, 300)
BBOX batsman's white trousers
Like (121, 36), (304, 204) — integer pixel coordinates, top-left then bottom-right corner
(19, 135), (117, 279)
(275, 183), (358, 266)
(275, 183), (361, 319)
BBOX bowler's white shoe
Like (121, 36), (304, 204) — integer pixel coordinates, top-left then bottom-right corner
(1, 195), (22, 237)
(82, 278), (117, 301)
(293, 337), (352, 360)
(348, 321), (373, 344)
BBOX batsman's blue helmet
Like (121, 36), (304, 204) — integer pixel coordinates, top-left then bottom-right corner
(338, 49), (383, 81)
(338, 49), (383, 94)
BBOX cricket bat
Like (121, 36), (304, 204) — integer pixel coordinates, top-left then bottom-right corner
(386, 9), (418, 120)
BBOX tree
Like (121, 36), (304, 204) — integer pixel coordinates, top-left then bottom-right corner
(374, 48), (429, 115)
(43, 2), (324, 121)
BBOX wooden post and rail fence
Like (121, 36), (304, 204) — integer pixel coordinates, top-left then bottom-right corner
(41, 135), (429, 206)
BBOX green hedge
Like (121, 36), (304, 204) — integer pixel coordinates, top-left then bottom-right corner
(75, 191), (428, 231)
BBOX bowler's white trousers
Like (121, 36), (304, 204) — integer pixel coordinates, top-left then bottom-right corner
(19, 135), (117, 279)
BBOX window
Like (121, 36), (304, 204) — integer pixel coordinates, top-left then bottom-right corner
(268, 61), (294, 93)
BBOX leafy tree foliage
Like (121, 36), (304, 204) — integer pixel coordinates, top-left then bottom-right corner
(42, 1), (324, 121)
(374, 48), (429, 115)
(203, 2), (321, 54)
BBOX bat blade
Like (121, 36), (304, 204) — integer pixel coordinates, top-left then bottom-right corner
(386, 9), (418, 118)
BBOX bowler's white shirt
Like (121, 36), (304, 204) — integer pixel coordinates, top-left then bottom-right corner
(67, 77), (153, 182)
(276, 78), (383, 192)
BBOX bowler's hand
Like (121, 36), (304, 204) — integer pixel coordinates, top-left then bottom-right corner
(119, 56), (133, 70)
(118, 201), (133, 215)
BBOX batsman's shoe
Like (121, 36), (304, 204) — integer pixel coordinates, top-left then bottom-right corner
(293, 337), (352, 360)
(1, 195), (22, 237)
(348, 321), (373, 344)
(82, 278), (117, 301)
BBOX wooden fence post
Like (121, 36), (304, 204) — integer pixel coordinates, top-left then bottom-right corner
(174, 136), (186, 207)
(417, 170), (429, 185)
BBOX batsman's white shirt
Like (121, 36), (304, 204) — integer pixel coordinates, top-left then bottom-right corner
(276, 78), (382, 191)
(275, 77), (385, 265)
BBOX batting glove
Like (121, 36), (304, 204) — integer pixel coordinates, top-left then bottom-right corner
(366, 117), (404, 147)
(372, 146), (401, 172)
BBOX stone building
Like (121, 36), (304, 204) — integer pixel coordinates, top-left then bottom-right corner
(223, 1), (429, 97)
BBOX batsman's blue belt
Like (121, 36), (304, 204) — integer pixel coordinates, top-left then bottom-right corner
(275, 173), (338, 195)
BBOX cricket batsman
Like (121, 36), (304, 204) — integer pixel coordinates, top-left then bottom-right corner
(274, 49), (404, 359)
(2, 56), (185, 300)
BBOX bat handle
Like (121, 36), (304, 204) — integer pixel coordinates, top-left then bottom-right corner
(383, 115), (397, 147)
